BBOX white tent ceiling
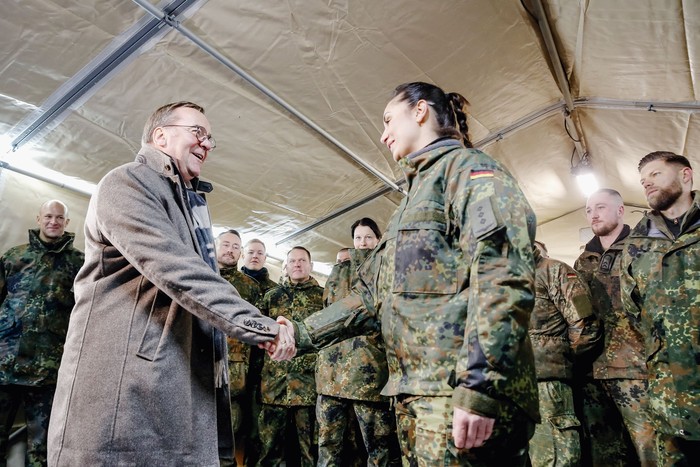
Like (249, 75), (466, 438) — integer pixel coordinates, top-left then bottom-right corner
(1, 0), (699, 277)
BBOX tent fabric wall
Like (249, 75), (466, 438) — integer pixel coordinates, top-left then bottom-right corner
(1, 0), (699, 270)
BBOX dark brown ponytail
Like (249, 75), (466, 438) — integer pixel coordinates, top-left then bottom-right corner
(392, 82), (472, 148)
(447, 92), (472, 148)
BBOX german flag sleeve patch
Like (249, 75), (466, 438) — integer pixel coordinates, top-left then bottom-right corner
(470, 169), (494, 180)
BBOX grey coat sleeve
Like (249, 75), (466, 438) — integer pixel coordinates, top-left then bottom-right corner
(91, 163), (279, 344)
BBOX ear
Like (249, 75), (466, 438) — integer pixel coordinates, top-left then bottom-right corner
(152, 127), (167, 148)
(681, 167), (693, 184)
(64, 218), (70, 227)
(617, 204), (625, 217)
(414, 99), (429, 124)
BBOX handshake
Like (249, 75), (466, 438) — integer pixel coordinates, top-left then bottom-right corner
(258, 316), (296, 361)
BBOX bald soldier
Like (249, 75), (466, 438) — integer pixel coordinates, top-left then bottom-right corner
(0, 200), (84, 466)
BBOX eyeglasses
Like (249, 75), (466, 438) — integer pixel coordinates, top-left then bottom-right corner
(162, 124), (216, 150)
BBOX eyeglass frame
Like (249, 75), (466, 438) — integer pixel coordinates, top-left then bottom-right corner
(161, 124), (216, 150)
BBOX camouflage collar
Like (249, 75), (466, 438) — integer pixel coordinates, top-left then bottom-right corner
(406, 138), (462, 162)
(218, 265), (242, 275)
(282, 275), (320, 290)
(635, 190), (700, 239)
(584, 224), (630, 254)
(349, 247), (371, 267)
(399, 139), (463, 183)
(28, 228), (75, 252)
(533, 245), (543, 264)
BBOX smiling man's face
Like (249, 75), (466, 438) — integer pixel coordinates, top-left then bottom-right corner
(154, 106), (212, 183)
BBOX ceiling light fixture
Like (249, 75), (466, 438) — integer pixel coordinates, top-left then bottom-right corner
(571, 150), (599, 197)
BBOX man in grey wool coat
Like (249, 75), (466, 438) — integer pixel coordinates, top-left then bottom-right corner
(47, 101), (295, 466)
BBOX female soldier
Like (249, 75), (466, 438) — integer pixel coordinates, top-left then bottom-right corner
(291, 82), (539, 466)
(316, 218), (400, 466)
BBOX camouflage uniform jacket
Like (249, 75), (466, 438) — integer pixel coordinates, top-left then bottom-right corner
(621, 190), (700, 440)
(241, 266), (278, 380)
(316, 248), (389, 401)
(220, 266), (261, 390)
(530, 248), (601, 381)
(574, 225), (647, 379)
(0, 229), (84, 386)
(260, 276), (323, 406)
(297, 140), (540, 422)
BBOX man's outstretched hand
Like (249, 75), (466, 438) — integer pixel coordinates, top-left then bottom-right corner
(259, 316), (296, 361)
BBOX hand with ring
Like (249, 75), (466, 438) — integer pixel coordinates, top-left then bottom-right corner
(269, 316), (296, 360)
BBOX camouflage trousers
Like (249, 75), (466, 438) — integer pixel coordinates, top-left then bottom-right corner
(0, 384), (55, 467)
(220, 392), (247, 467)
(529, 381), (581, 467)
(257, 403), (316, 467)
(655, 434), (700, 467)
(316, 394), (400, 467)
(579, 378), (656, 467)
(229, 357), (249, 430)
(244, 355), (264, 467)
(223, 359), (251, 467)
(244, 383), (262, 467)
(393, 395), (534, 467)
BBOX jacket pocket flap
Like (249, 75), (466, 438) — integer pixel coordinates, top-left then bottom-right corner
(547, 414), (580, 430)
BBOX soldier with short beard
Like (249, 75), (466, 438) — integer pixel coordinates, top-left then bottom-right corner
(622, 152), (700, 465)
(574, 188), (656, 466)
(216, 229), (261, 467)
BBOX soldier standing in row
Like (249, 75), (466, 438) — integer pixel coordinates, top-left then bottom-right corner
(257, 247), (323, 467)
(575, 188), (656, 466)
(216, 230), (262, 467)
(528, 241), (602, 466)
(242, 239), (278, 293)
(334, 248), (351, 264)
(0, 200), (84, 466)
(622, 152), (700, 465)
(241, 238), (278, 466)
(317, 217), (400, 467)
(287, 81), (539, 465)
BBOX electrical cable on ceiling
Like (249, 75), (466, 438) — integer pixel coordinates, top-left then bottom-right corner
(564, 118), (581, 142)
